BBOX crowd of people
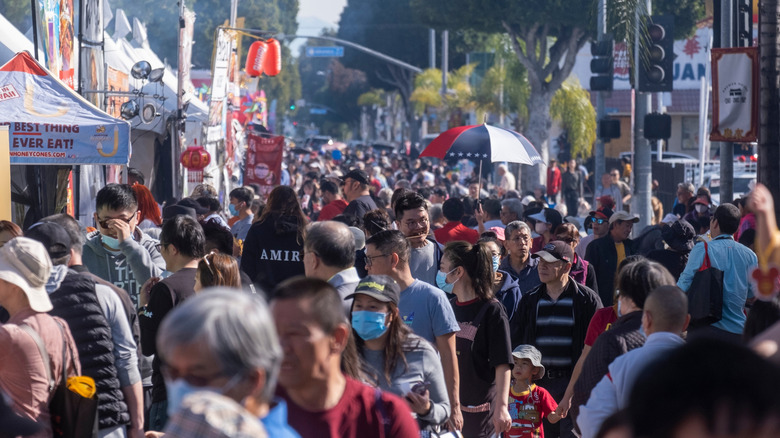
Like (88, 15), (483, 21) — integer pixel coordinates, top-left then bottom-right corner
(0, 148), (778, 438)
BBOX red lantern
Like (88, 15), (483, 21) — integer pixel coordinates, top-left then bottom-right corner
(245, 40), (267, 77)
(263, 38), (282, 76)
(180, 140), (211, 183)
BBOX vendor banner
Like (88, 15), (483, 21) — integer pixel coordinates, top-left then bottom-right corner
(711, 47), (759, 142)
(244, 132), (283, 197)
(0, 52), (130, 165)
(59, 0), (75, 88)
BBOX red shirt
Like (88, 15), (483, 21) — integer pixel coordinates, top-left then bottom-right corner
(506, 384), (557, 438)
(318, 199), (349, 221)
(434, 221), (479, 245)
(282, 377), (420, 438)
(547, 167), (562, 196)
(584, 306), (619, 346)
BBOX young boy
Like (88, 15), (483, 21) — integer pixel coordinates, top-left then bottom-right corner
(507, 345), (560, 438)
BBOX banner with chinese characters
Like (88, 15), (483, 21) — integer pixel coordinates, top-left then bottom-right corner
(710, 47), (758, 142)
(244, 132), (283, 198)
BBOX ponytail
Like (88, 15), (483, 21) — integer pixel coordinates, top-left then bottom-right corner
(444, 241), (495, 301)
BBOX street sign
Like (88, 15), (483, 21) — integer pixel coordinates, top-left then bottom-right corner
(305, 46), (344, 57)
(309, 108), (328, 115)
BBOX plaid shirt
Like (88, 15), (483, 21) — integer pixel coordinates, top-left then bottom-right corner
(164, 391), (267, 438)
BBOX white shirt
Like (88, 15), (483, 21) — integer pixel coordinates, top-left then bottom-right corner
(577, 332), (684, 438)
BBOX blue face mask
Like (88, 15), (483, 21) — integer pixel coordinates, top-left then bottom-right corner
(352, 310), (388, 340)
(492, 255), (501, 273)
(436, 268), (458, 293)
(166, 374), (243, 417)
(639, 323), (646, 338)
(228, 203), (239, 216)
(617, 298), (623, 317)
(101, 234), (122, 251)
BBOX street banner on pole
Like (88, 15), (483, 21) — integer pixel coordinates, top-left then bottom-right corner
(711, 47), (759, 142)
(244, 132), (283, 197)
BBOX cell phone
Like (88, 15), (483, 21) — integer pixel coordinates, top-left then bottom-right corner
(411, 381), (430, 395)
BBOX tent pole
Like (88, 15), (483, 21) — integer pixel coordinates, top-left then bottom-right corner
(30, 0), (38, 62)
(73, 165), (80, 218)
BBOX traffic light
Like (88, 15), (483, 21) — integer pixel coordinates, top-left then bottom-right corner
(643, 112), (672, 140)
(637, 16), (674, 92)
(598, 118), (621, 142)
(737, 0), (753, 47)
(289, 101), (296, 111)
(590, 39), (614, 92)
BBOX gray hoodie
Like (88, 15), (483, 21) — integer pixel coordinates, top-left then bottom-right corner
(82, 228), (166, 308)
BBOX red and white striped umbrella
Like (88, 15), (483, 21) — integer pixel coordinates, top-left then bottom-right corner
(419, 123), (543, 165)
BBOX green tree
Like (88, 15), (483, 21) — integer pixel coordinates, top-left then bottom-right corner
(411, 0), (704, 186)
(550, 78), (596, 158)
(410, 64), (476, 128)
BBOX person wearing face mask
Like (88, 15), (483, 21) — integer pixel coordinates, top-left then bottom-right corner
(150, 289), (298, 438)
(441, 241), (513, 437)
(566, 259), (676, 431)
(228, 187), (255, 257)
(82, 184), (166, 308)
(477, 232), (524, 324)
(683, 195), (712, 225)
(363, 230), (462, 431)
(348, 275), (451, 435)
(527, 208), (563, 254)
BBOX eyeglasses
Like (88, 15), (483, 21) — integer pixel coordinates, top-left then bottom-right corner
(593, 218), (607, 225)
(161, 363), (225, 388)
(155, 243), (167, 252)
(402, 218), (429, 228)
(364, 253), (391, 266)
(97, 211), (137, 229)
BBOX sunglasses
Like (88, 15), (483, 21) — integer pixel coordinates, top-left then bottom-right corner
(593, 218), (607, 225)
(97, 211), (137, 229)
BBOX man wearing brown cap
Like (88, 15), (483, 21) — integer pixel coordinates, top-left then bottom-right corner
(510, 241), (602, 438)
(0, 237), (80, 436)
(342, 169), (378, 222)
(585, 211), (639, 306)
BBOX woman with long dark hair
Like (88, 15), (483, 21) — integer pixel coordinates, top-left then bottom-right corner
(240, 186), (307, 292)
(350, 275), (450, 435)
(439, 241), (512, 437)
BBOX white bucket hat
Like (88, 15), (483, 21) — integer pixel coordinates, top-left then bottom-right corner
(0, 237), (53, 312)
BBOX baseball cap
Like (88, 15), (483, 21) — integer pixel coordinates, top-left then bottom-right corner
(532, 240), (574, 263)
(597, 195), (616, 210)
(609, 211), (640, 225)
(512, 344), (546, 380)
(345, 275), (401, 305)
(25, 222), (71, 260)
(520, 195), (537, 206)
(589, 206), (614, 221)
(343, 169), (370, 185)
(0, 237), (53, 312)
(163, 204), (198, 222)
(178, 198), (209, 215)
(348, 226), (366, 251)
(489, 226), (506, 241)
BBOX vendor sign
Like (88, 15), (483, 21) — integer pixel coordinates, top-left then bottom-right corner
(244, 132), (283, 197)
(0, 51), (130, 165)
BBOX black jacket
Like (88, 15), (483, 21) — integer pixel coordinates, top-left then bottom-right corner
(570, 311), (646, 428)
(510, 278), (603, 365)
(241, 214), (305, 294)
(584, 233), (636, 306)
(49, 271), (130, 430)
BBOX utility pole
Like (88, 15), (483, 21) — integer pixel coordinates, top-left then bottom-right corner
(634, 0), (653, 233)
(593, 0), (607, 207)
(716, 0), (734, 203)
(759, 0), (780, 216)
(429, 29), (436, 69)
(440, 30), (449, 132)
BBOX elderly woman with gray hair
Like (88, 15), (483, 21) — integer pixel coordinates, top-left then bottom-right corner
(151, 289), (299, 438)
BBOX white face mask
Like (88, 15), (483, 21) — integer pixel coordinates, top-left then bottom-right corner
(695, 204), (708, 213)
(535, 222), (548, 234)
